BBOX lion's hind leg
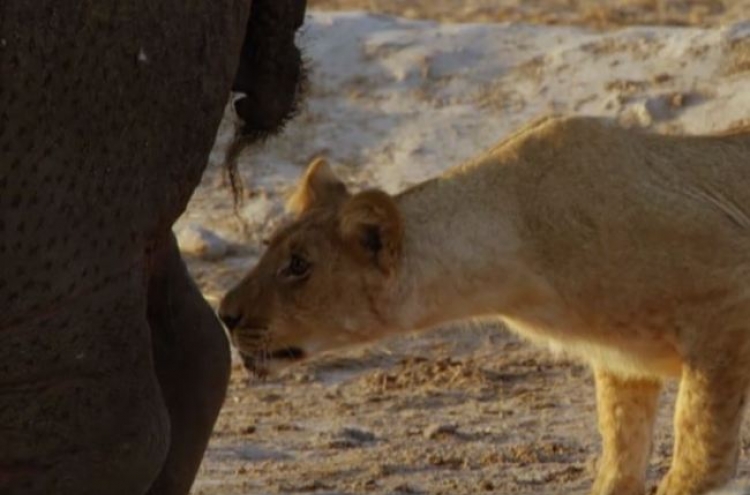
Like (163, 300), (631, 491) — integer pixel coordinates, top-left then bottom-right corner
(656, 332), (750, 495)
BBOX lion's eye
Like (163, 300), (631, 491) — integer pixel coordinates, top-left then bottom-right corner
(281, 254), (311, 279)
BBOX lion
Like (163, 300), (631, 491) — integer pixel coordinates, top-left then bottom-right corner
(219, 115), (750, 495)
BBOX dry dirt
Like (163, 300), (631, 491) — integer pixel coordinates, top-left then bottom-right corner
(189, 3), (750, 494)
(310, 0), (750, 27)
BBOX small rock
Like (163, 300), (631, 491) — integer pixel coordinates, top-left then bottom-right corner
(644, 95), (673, 121)
(260, 392), (283, 403)
(241, 192), (288, 230)
(278, 480), (331, 492)
(340, 427), (376, 443)
(630, 92), (695, 124)
(668, 92), (686, 108)
(327, 438), (356, 449)
(423, 423), (458, 439)
(175, 224), (229, 260)
(241, 425), (256, 435)
(273, 423), (300, 432)
(652, 72), (673, 84)
(324, 426), (376, 449)
(479, 480), (495, 491)
(393, 483), (422, 494)
(361, 478), (378, 490)
(375, 463), (398, 477)
(628, 101), (654, 127)
(241, 193), (273, 222)
(427, 453), (464, 469)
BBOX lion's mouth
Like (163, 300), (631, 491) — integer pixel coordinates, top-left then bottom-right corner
(269, 347), (305, 361)
(238, 346), (306, 378)
(231, 326), (307, 377)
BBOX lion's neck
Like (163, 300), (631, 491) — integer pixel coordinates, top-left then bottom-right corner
(385, 160), (563, 333)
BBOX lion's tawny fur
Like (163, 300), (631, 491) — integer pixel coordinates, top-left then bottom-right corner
(220, 116), (750, 495)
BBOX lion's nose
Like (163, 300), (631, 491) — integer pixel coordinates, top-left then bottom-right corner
(218, 295), (243, 331)
(219, 311), (242, 331)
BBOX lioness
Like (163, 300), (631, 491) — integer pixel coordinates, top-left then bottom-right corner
(220, 115), (750, 495)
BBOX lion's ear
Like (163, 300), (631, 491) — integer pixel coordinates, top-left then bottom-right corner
(339, 190), (403, 275)
(286, 157), (349, 215)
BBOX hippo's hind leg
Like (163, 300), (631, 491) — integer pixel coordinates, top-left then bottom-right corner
(145, 234), (231, 495)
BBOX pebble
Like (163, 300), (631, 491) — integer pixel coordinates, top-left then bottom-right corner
(340, 427), (376, 443)
(621, 91), (695, 128)
(241, 425), (256, 435)
(241, 192), (287, 228)
(324, 426), (376, 449)
(423, 423), (458, 439)
(622, 101), (654, 127)
(175, 224), (230, 260)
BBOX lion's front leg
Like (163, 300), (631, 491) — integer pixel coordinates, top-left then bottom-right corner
(591, 368), (661, 495)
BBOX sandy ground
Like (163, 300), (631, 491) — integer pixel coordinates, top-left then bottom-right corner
(310, 0), (750, 27)
(183, 3), (750, 495)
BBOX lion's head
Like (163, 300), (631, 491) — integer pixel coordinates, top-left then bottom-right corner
(218, 158), (404, 375)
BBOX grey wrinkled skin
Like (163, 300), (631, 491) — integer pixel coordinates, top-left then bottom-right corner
(0, 1), (306, 494)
